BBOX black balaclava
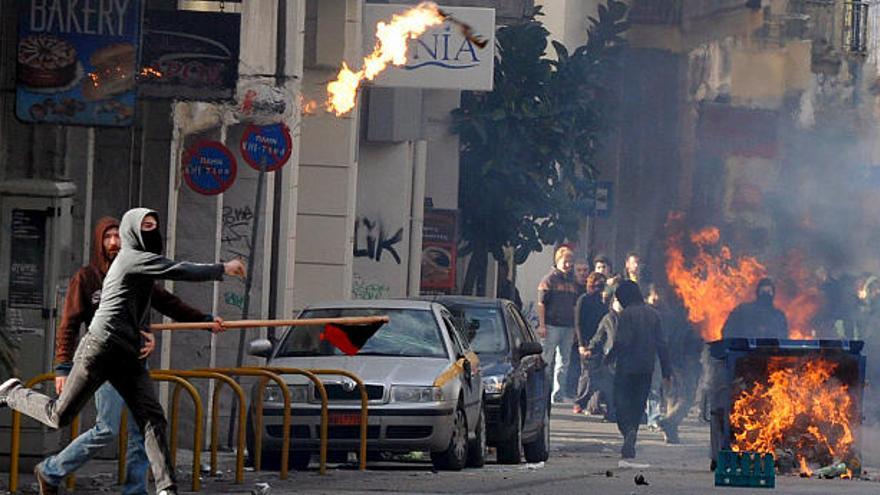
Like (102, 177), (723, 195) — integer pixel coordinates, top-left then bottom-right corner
(756, 277), (775, 307)
(141, 215), (164, 255)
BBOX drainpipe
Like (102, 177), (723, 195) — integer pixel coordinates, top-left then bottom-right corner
(407, 140), (427, 296)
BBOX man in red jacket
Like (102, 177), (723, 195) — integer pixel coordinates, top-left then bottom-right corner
(34, 216), (220, 495)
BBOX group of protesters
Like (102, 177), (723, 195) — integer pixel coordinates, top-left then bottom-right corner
(535, 246), (704, 459)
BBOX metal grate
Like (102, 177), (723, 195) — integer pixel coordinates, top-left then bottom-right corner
(386, 425), (433, 439)
(315, 384), (384, 401)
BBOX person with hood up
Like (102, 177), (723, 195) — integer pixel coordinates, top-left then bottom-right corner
(32, 216), (220, 495)
(607, 280), (672, 459)
(0, 208), (245, 495)
(721, 277), (788, 339)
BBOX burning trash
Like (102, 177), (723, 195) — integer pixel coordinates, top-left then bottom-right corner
(710, 339), (865, 481)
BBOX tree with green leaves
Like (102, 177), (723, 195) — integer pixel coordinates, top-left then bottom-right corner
(452, 1), (629, 295)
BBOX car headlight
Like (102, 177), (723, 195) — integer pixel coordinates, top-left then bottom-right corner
(263, 384), (309, 403)
(391, 386), (443, 403)
(482, 375), (505, 395)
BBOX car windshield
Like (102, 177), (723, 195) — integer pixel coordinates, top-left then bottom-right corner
(449, 306), (508, 354)
(275, 308), (447, 358)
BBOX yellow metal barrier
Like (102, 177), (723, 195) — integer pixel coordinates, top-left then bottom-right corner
(154, 369), (247, 485)
(196, 368), (291, 478)
(255, 367), (332, 474)
(303, 369), (369, 471)
(149, 373), (204, 492)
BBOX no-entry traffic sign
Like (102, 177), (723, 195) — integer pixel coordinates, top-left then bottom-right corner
(240, 123), (292, 172)
(182, 140), (237, 195)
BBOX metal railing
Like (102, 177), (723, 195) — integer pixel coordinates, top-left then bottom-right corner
(154, 369), (246, 485)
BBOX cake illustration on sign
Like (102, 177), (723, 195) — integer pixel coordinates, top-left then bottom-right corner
(17, 34), (78, 89)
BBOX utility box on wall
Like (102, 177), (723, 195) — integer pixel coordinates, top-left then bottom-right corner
(0, 179), (75, 467)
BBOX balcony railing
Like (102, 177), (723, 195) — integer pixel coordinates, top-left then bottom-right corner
(628, 0), (751, 25)
(844, 1), (869, 53)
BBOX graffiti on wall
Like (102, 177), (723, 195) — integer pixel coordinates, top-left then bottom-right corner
(221, 204), (254, 311)
(353, 216), (403, 264)
(351, 274), (391, 300)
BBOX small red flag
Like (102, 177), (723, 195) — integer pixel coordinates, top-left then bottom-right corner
(320, 322), (385, 356)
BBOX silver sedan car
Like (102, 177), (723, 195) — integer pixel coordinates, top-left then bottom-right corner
(246, 299), (485, 471)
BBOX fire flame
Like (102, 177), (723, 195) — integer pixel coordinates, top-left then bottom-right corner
(326, 2), (444, 115)
(798, 456), (813, 477)
(666, 214), (822, 340)
(666, 217), (765, 341)
(730, 357), (855, 469)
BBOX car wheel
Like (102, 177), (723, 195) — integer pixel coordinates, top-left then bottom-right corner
(524, 399), (550, 463)
(466, 405), (487, 468)
(496, 401), (522, 464)
(431, 404), (468, 471)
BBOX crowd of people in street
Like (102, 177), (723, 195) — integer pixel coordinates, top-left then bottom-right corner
(536, 246), (701, 459)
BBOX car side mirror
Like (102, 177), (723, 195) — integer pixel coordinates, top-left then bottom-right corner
(247, 338), (273, 358)
(519, 341), (543, 358)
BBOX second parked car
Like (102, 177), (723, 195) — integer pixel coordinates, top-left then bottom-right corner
(426, 296), (550, 464)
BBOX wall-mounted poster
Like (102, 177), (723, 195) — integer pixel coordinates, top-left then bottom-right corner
(16, 0), (142, 126)
(420, 209), (457, 294)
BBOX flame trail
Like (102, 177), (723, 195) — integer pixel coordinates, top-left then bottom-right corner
(326, 2), (444, 115)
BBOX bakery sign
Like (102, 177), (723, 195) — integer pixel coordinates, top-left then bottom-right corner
(15, 0), (142, 127)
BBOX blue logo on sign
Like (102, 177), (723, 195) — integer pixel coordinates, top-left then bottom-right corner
(407, 25), (480, 70)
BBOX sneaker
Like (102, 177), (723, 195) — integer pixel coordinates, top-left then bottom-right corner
(157, 490), (178, 495)
(572, 404), (583, 414)
(34, 465), (59, 495)
(0, 378), (21, 407)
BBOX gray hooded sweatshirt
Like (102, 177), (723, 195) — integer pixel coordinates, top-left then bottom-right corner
(88, 208), (224, 354)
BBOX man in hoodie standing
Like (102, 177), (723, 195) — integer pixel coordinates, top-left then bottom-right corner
(0, 208), (245, 495)
(608, 280), (672, 459)
(31, 216), (220, 495)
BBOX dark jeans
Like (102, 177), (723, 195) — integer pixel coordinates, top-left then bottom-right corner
(576, 356), (615, 417)
(6, 332), (176, 492)
(613, 372), (653, 437)
(564, 342), (580, 398)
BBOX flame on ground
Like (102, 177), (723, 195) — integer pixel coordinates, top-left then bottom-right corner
(730, 357), (855, 470)
(326, 2), (444, 115)
(798, 456), (813, 477)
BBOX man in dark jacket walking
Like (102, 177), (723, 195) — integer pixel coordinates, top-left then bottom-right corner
(609, 281), (672, 459)
(33, 216), (219, 495)
(0, 208), (245, 495)
(572, 272), (608, 414)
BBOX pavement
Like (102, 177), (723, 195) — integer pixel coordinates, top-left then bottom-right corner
(5, 404), (880, 494)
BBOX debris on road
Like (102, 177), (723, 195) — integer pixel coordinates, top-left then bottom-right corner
(634, 473), (649, 485)
(251, 481), (271, 495)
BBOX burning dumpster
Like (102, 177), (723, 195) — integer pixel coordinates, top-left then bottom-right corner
(709, 338), (865, 477)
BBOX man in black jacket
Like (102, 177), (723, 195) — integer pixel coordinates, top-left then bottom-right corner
(608, 281), (672, 459)
(572, 272), (608, 415)
(0, 208), (245, 495)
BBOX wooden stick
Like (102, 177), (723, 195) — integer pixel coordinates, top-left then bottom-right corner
(150, 315), (390, 331)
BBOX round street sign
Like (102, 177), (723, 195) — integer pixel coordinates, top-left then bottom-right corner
(182, 140), (237, 196)
(240, 123), (293, 172)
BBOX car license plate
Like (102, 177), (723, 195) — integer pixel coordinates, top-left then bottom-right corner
(328, 412), (361, 426)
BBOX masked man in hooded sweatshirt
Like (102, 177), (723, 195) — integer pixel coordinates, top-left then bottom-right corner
(32, 216), (221, 495)
(0, 208), (245, 495)
(607, 280), (672, 459)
